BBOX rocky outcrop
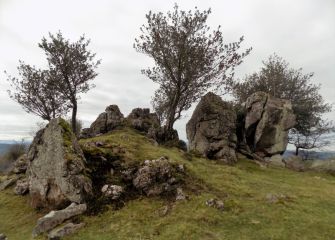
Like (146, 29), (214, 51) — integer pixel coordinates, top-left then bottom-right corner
(126, 108), (160, 133)
(48, 222), (85, 240)
(243, 92), (296, 158)
(12, 154), (28, 174)
(81, 105), (124, 138)
(186, 92), (237, 164)
(101, 184), (123, 200)
(27, 118), (92, 209)
(32, 203), (87, 237)
(14, 178), (29, 195)
(0, 176), (18, 191)
(132, 157), (181, 196)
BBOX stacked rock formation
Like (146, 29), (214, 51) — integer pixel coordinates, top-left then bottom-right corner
(186, 92), (238, 164)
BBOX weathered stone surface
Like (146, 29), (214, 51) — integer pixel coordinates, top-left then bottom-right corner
(284, 155), (306, 171)
(33, 203), (87, 237)
(0, 177), (18, 191)
(244, 92), (296, 157)
(206, 198), (224, 211)
(133, 157), (178, 196)
(0, 233), (7, 240)
(186, 92), (237, 164)
(266, 154), (285, 167)
(48, 222), (85, 240)
(175, 187), (186, 201)
(27, 118), (92, 209)
(87, 105), (124, 137)
(14, 178), (29, 195)
(127, 108), (160, 133)
(101, 184), (123, 200)
(12, 154), (28, 174)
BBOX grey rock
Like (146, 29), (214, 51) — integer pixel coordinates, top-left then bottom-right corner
(0, 177), (18, 191)
(0, 233), (7, 240)
(48, 222), (85, 240)
(175, 187), (186, 201)
(186, 92), (237, 164)
(133, 157), (177, 196)
(284, 155), (306, 171)
(12, 154), (28, 174)
(266, 154), (285, 167)
(244, 92), (296, 157)
(27, 118), (92, 209)
(89, 105), (124, 136)
(127, 108), (160, 133)
(265, 193), (288, 204)
(33, 203), (87, 237)
(206, 198), (224, 211)
(14, 178), (29, 195)
(101, 184), (123, 200)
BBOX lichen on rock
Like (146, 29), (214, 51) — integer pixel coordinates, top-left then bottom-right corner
(27, 118), (92, 209)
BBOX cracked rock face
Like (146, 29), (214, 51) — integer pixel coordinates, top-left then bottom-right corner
(244, 92), (296, 157)
(27, 118), (92, 209)
(186, 92), (237, 164)
(132, 157), (179, 196)
(127, 108), (160, 133)
(82, 105), (124, 138)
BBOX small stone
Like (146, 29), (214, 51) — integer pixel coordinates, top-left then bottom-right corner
(177, 164), (185, 172)
(48, 222), (85, 240)
(0, 177), (18, 191)
(95, 141), (104, 147)
(14, 178), (29, 195)
(176, 188), (186, 201)
(0, 233), (7, 240)
(206, 198), (224, 211)
(101, 185), (123, 200)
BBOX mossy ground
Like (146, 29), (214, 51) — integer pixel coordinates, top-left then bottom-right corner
(1, 128), (335, 240)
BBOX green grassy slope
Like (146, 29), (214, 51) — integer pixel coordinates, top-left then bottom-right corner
(1, 128), (335, 240)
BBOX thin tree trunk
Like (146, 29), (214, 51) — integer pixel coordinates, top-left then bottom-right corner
(71, 101), (77, 135)
(295, 146), (299, 156)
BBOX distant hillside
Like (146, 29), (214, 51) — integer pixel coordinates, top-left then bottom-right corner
(284, 150), (335, 160)
(0, 143), (12, 155)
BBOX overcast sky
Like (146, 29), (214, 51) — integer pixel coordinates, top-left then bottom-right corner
(0, 0), (334, 148)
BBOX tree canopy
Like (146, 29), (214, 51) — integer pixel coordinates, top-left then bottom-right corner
(134, 4), (251, 134)
(7, 32), (100, 133)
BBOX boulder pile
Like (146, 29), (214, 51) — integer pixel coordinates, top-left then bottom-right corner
(187, 91), (296, 163)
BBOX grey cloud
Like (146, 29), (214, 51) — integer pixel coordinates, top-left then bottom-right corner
(0, 0), (334, 150)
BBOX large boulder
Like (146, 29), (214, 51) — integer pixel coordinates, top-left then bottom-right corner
(186, 92), (237, 164)
(27, 118), (92, 209)
(126, 108), (160, 133)
(243, 92), (296, 157)
(82, 105), (124, 138)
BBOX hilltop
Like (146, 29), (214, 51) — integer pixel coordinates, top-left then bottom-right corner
(1, 128), (335, 240)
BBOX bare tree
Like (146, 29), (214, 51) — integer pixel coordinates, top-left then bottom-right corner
(39, 32), (101, 133)
(289, 120), (334, 156)
(6, 62), (69, 121)
(231, 54), (333, 154)
(134, 4), (251, 137)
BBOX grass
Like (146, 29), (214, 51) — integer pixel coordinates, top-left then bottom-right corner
(1, 128), (335, 239)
